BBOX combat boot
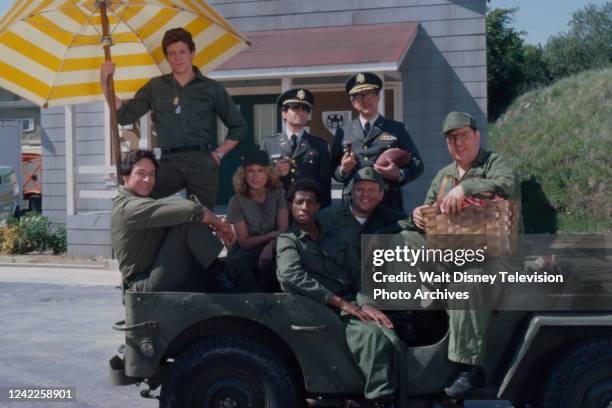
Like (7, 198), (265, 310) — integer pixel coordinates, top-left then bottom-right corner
(444, 364), (484, 399)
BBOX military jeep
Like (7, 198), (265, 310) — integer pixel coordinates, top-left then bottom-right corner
(110, 286), (612, 408)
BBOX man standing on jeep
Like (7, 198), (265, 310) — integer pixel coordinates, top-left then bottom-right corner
(407, 111), (521, 398)
(276, 178), (406, 408)
(111, 149), (255, 293)
(101, 28), (246, 210)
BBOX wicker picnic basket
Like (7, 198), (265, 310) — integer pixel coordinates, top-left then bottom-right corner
(421, 199), (522, 257)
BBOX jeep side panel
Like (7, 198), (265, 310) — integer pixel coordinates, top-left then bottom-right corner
(122, 291), (365, 394)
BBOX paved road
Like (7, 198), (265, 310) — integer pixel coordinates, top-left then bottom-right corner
(0, 264), (511, 408)
(0, 266), (155, 408)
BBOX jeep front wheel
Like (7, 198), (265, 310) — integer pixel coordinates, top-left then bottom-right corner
(540, 336), (612, 408)
(159, 336), (301, 408)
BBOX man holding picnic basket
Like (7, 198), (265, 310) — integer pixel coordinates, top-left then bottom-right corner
(406, 111), (522, 399)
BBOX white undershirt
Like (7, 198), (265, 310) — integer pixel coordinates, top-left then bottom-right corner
(350, 205), (367, 225)
(359, 114), (381, 130)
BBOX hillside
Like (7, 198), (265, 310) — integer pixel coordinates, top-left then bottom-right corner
(488, 68), (611, 232)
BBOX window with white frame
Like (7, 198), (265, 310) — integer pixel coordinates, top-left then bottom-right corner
(253, 104), (277, 146)
(22, 118), (35, 132)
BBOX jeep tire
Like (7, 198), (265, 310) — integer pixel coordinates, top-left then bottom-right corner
(159, 336), (301, 408)
(540, 336), (612, 408)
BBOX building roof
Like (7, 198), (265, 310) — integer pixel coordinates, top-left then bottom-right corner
(209, 22), (419, 80)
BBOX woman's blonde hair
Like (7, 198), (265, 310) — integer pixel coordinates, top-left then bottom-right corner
(232, 164), (282, 197)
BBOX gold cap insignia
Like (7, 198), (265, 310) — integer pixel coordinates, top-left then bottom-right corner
(297, 89), (306, 100)
(356, 73), (365, 83)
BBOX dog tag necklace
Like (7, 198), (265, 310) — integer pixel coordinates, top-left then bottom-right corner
(173, 82), (181, 114)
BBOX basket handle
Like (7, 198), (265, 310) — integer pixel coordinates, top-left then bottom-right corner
(437, 175), (496, 203)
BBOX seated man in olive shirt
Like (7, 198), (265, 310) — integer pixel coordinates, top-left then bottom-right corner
(276, 179), (405, 408)
(111, 149), (255, 293)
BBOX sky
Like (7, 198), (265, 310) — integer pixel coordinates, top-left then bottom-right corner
(491, 0), (609, 44)
(0, 0), (608, 45)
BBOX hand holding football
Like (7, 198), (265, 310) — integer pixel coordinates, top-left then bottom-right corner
(375, 148), (412, 167)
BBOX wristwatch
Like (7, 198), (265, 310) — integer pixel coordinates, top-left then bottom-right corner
(214, 150), (224, 160)
(398, 169), (406, 183)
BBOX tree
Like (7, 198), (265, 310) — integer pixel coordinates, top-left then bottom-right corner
(522, 44), (550, 91)
(486, 8), (526, 120)
(543, 2), (612, 81)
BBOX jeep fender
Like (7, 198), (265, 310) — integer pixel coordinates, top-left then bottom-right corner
(120, 291), (364, 394)
(498, 313), (612, 402)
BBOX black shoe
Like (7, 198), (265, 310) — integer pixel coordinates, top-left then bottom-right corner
(444, 365), (484, 399)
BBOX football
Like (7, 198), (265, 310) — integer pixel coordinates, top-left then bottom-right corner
(375, 148), (412, 167)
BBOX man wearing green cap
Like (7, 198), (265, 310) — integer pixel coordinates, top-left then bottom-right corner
(318, 166), (409, 240)
(309, 167), (412, 407)
(260, 88), (332, 207)
(405, 111), (521, 398)
(330, 72), (424, 211)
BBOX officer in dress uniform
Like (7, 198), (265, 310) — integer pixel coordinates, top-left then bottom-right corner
(330, 72), (424, 211)
(260, 88), (332, 207)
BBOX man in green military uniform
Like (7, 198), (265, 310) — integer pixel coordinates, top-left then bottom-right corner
(101, 28), (246, 210)
(406, 111), (521, 398)
(276, 178), (405, 408)
(111, 149), (254, 293)
(316, 166), (410, 269)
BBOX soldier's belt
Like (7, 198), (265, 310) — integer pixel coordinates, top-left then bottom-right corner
(160, 143), (212, 154)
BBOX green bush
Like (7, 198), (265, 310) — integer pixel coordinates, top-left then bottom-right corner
(489, 68), (612, 233)
(0, 213), (67, 254)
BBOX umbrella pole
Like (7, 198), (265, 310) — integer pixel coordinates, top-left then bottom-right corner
(99, 0), (123, 185)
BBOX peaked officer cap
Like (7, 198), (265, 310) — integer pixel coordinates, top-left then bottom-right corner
(277, 88), (315, 109)
(345, 72), (383, 95)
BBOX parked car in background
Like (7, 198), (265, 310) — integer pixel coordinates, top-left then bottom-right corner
(0, 165), (20, 223)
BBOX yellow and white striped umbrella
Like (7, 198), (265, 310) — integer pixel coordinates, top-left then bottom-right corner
(0, 0), (249, 107)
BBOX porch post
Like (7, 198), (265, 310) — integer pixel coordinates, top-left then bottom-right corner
(139, 113), (151, 149)
(376, 71), (385, 116)
(281, 77), (293, 132)
(64, 105), (76, 216)
(103, 102), (111, 166)
(281, 77), (292, 92)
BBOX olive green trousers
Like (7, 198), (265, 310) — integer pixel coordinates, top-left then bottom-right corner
(152, 151), (219, 210)
(343, 315), (409, 405)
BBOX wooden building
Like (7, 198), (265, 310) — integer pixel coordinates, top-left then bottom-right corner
(39, 0), (488, 257)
